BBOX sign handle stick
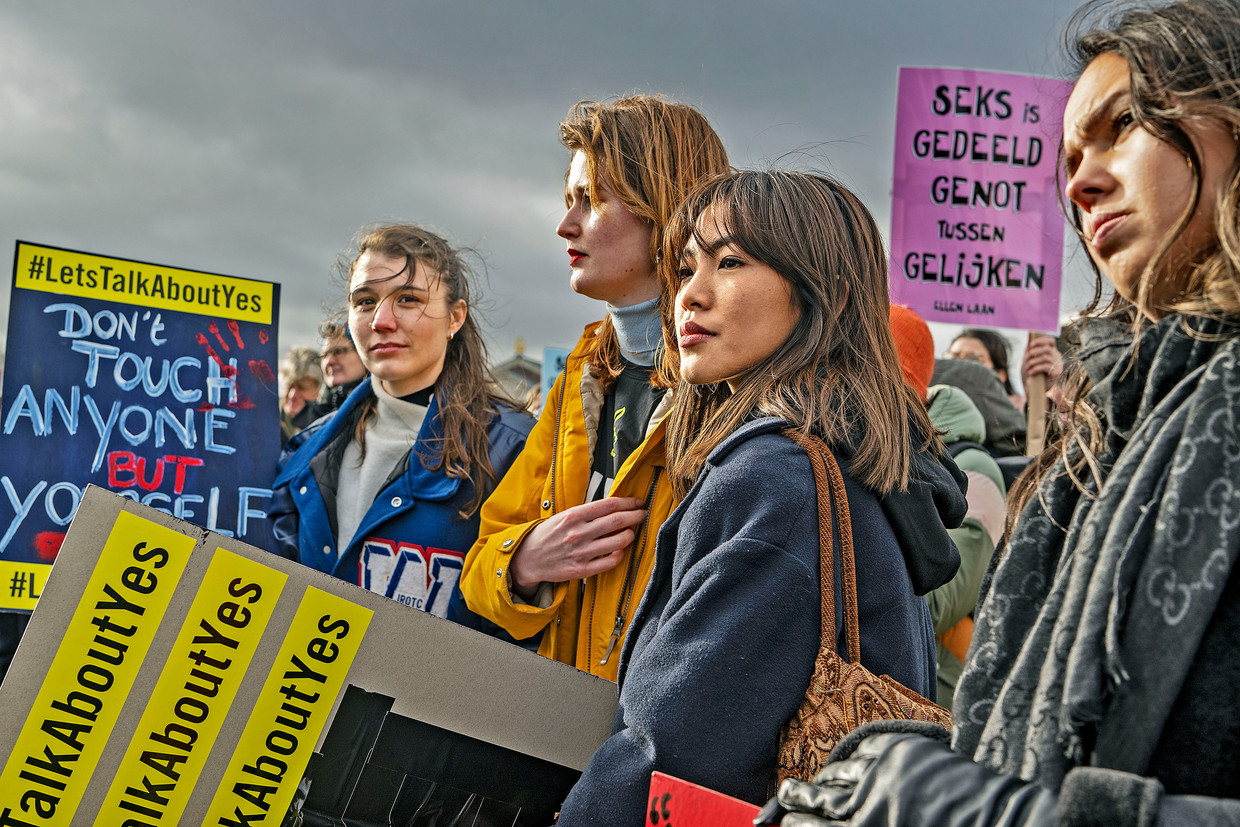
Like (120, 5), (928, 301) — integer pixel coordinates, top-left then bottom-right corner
(1025, 332), (1048, 457)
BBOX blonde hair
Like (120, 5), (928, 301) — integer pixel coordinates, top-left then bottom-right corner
(278, 346), (322, 394)
(559, 95), (730, 388)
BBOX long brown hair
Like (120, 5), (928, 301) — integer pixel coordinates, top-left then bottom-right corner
(1009, 0), (1240, 531)
(659, 171), (937, 499)
(559, 95), (730, 388)
(336, 223), (526, 518)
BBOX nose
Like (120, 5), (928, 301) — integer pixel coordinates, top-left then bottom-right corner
(1065, 150), (1113, 213)
(677, 266), (709, 313)
(557, 203), (579, 241)
(370, 294), (398, 331)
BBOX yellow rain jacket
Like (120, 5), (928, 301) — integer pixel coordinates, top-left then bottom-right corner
(460, 323), (677, 681)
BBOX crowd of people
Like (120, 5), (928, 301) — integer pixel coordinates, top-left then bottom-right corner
(258, 0), (1240, 823)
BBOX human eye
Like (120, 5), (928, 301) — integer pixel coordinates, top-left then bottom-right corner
(1064, 150), (1080, 178)
(1112, 110), (1135, 136)
(719, 255), (745, 270)
(675, 264), (694, 281)
(350, 294), (375, 311)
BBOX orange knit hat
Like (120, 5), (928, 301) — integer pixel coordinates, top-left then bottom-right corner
(889, 303), (934, 403)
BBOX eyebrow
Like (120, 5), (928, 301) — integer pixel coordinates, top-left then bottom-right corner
(1065, 88), (1130, 147)
(348, 280), (427, 300)
(686, 233), (738, 259)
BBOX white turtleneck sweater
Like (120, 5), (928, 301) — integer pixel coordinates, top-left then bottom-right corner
(334, 381), (428, 554)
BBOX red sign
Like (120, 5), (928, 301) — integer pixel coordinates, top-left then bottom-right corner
(646, 772), (760, 827)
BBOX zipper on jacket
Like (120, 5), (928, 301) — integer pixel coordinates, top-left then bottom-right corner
(547, 375), (568, 516)
(599, 473), (660, 666)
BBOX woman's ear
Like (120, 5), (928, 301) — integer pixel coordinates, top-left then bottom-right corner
(448, 300), (467, 338)
(833, 280), (850, 320)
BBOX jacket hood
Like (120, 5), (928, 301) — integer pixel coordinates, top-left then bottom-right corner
(879, 427), (967, 594)
(714, 417), (965, 595)
(927, 384), (987, 446)
(931, 358), (1026, 456)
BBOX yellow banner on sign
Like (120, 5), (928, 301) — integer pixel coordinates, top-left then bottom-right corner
(0, 511), (195, 826)
(204, 587), (372, 825)
(0, 561), (52, 612)
(14, 242), (273, 325)
(97, 548), (288, 824)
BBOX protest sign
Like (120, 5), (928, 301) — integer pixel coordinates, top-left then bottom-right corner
(0, 241), (281, 612)
(541, 346), (570, 400)
(0, 486), (618, 825)
(646, 773), (760, 827)
(888, 68), (1073, 333)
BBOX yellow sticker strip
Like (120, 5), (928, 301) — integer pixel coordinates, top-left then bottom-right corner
(0, 561), (53, 612)
(0, 510), (196, 826)
(204, 587), (372, 825)
(15, 242), (273, 324)
(96, 548), (288, 824)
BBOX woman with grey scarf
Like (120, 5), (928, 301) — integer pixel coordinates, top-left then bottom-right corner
(763, 1), (1240, 825)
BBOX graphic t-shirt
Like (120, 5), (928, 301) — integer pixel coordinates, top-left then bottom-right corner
(588, 361), (659, 502)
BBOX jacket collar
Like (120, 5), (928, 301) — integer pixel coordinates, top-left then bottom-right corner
(276, 377), (462, 501)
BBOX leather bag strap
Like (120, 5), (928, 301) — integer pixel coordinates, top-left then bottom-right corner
(785, 429), (861, 664)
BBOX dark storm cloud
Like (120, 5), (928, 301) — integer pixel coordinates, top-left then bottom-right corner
(0, 0), (1090, 363)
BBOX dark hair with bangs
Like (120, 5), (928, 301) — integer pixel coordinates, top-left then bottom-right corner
(657, 170), (937, 499)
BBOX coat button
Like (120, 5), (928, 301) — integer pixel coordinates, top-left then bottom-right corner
(496, 569), (503, 578)
(322, 545), (331, 555)
(299, 486), (307, 495)
(391, 497), (402, 507)
(541, 500), (551, 510)
(501, 539), (514, 549)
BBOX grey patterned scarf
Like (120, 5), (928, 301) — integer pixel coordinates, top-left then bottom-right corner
(952, 313), (1240, 790)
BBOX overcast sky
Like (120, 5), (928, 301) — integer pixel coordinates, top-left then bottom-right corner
(0, 0), (1098, 376)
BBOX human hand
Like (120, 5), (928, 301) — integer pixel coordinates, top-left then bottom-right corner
(508, 497), (646, 600)
(773, 731), (1056, 826)
(1021, 336), (1063, 387)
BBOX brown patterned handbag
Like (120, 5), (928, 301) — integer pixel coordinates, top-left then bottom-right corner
(775, 430), (951, 785)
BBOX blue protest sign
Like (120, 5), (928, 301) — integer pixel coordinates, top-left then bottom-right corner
(0, 241), (281, 611)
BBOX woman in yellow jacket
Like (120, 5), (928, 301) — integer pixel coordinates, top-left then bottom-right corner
(459, 95), (729, 680)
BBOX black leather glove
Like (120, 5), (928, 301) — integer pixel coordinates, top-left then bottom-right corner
(771, 731), (1058, 827)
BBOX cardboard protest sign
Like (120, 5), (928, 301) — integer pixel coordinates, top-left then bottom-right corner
(888, 68), (1073, 333)
(0, 241), (281, 612)
(0, 486), (617, 825)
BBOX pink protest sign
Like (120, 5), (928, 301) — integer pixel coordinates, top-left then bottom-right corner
(889, 67), (1074, 333)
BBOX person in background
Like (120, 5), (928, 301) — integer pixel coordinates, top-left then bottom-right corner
(930, 356), (1028, 458)
(1021, 332), (1069, 419)
(768, 0), (1240, 823)
(556, 171), (964, 825)
(459, 95), (730, 680)
(947, 327), (1024, 410)
(268, 223), (534, 629)
(311, 319), (368, 418)
(891, 304), (1005, 711)
(278, 345), (323, 442)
